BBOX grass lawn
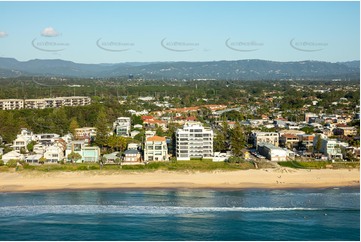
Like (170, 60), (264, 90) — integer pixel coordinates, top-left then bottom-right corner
(1, 159), (256, 172)
(278, 160), (360, 169)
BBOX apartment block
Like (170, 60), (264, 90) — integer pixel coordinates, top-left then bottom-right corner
(0, 99), (24, 110)
(0, 96), (91, 110)
(251, 131), (279, 148)
(176, 122), (213, 161)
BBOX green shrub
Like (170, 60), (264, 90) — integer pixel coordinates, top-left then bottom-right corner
(6, 159), (19, 168)
(0, 160), (4, 166)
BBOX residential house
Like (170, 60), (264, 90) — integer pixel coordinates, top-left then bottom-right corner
(133, 124), (143, 129)
(74, 127), (97, 140)
(130, 130), (140, 138)
(123, 149), (142, 163)
(33, 133), (60, 146)
(25, 154), (43, 164)
(65, 140), (100, 163)
(279, 134), (299, 149)
(12, 128), (33, 153)
(33, 144), (45, 155)
(102, 152), (121, 164)
(144, 135), (168, 162)
(333, 127), (358, 137)
(298, 134), (315, 151)
(175, 122), (213, 161)
(313, 134), (347, 160)
(1, 151), (25, 163)
(113, 117), (131, 137)
(44, 145), (64, 163)
(82, 146), (100, 162)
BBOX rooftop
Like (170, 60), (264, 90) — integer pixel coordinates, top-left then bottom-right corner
(147, 135), (166, 142)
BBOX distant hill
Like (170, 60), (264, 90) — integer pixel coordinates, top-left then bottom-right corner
(0, 57), (359, 80)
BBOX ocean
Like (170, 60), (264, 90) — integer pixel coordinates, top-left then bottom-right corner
(0, 187), (359, 241)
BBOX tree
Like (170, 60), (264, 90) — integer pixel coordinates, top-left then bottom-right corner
(95, 108), (109, 148)
(156, 126), (165, 136)
(213, 130), (227, 152)
(230, 122), (246, 157)
(39, 157), (47, 164)
(107, 136), (127, 152)
(27, 141), (37, 153)
(67, 152), (82, 163)
(69, 117), (80, 137)
(20, 147), (27, 154)
(315, 134), (323, 153)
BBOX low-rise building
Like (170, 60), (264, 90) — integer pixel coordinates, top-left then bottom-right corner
(251, 131), (279, 148)
(25, 154), (43, 164)
(44, 145), (64, 163)
(279, 134), (299, 149)
(102, 152), (121, 164)
(0, 99), (24, 110)
(123, 149), (142, 163)
(1, 151), (25, 163)
(113, 117), (131, 137)
(0, 97), (91, 110)
(313, 134), (347, 160)
(65, 140), (100, 163)
(74, 127), (97, 140)
(257, 143), (287, 162)
(144, 136), (168, 162)
(333, 127), (358, 137)
(12, 128), (33, 153)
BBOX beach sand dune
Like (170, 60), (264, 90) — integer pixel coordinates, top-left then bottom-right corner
(0, 169), (359, 192)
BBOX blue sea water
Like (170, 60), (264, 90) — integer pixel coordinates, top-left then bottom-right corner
(0, 187), (359, 241)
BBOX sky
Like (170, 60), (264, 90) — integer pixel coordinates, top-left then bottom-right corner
(0, 1), (359, 64)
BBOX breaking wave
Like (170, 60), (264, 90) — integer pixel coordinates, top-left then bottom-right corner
(0, 205), (323, 217)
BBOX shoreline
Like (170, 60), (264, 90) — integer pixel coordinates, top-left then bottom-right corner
(0, 168), (359, 193)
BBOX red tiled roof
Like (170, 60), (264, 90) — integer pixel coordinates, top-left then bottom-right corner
(147, 135), (166, 142)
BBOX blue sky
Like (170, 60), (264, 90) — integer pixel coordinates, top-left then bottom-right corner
(0, 1), (359, 63)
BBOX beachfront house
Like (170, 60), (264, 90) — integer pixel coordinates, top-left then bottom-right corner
(313, 134), (347, 160)
(1, 151), (25, 163)
(113, 117), (131, 137)
(25, 154), (43, 164)
(44, 145), (65, 163)
(102, 152), (121, 164)
(144, 135), (168, 162)
(65, 140), (100, 163)
(123, 149), (142, 163)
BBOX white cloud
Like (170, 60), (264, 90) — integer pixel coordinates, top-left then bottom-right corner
(0, 31), (8, 38)
(41, 27), (60, 37)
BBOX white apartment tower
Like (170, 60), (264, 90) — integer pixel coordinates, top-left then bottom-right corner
(176, 122), (213, 161)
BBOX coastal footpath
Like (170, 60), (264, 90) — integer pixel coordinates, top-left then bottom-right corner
(0, 168), (359, 192)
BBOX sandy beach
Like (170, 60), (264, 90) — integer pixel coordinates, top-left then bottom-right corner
(0, 168), (359, 192)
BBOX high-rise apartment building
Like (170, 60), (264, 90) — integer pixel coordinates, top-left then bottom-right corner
(176, 122), (213, 161)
